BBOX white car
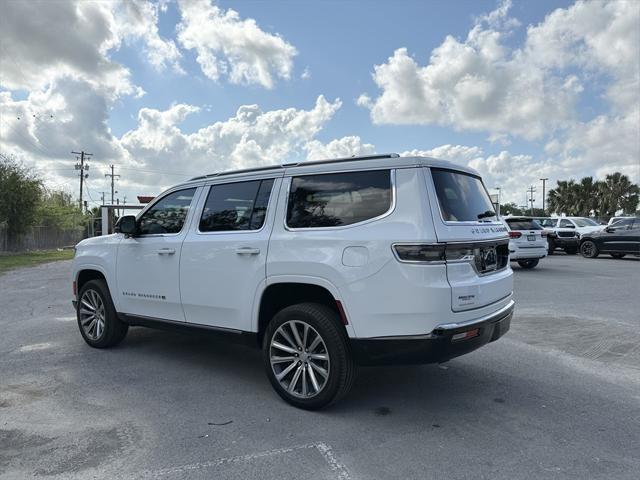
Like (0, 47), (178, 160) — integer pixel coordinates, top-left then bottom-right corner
(546, 217), (603, 236)
(503, 217), (547, 269)
(72, 153), (514, 409)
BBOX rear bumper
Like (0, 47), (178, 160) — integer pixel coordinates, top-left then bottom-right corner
(509, 246), (547, 260)
(350, 300), (514, 366)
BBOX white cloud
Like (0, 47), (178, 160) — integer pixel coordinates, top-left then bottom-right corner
(119, 95), (342, 190)
(0, 0), (136, 98)
(176, 0), (297, 88)
(116, 0), (183, 73)
(306, 136), (375, 160)
(359, 0), (640, 143)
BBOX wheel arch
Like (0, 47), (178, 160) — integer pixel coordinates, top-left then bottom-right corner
(255, 278), (354, 346)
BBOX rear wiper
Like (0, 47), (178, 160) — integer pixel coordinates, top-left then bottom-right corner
(477, 210), (496, 219)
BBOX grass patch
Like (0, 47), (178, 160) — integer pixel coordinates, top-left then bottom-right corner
(0, 249), (74, 274)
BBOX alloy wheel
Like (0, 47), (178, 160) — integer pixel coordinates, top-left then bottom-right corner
(269, 320), (330, 398)
(79, 289), (106, 340)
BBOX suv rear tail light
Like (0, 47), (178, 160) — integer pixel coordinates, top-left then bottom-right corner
(508, 231), (522, 238)
(540, 230), (547, 237)
(393, 244), (445, 262)
(392, 245), (474, 263)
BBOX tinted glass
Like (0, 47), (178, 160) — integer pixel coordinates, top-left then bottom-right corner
(610, 219), (633, 229)
(138, 188), (196, 235)
(506, 219), (542, 230)
(559, 219), (574, 228)
(199, 179), (274, 232)
(287, 170), (391, 228)
(431, 169), (495, 222)
(538, 219), (555, 227)
(574, 218), (599, 227)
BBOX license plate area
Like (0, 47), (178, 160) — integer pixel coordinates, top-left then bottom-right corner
(527, 235), (536, 241)
(475, 246), (498, 274)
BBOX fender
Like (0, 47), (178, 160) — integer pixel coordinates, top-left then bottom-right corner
(254, 274), (358, 338)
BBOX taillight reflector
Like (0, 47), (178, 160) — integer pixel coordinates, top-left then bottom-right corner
(508, 231), (522, 238)
(452, 328), (480, 342)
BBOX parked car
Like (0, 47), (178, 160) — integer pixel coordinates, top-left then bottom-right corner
(607, 216), (636, 225)
(503, 217), (547, 269)
(580, 217), (640, 258)
(533, 217), (579, 255)
(71, 153), (514, 409)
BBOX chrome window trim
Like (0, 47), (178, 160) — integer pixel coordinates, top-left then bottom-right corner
(195, 178), (277, 236)
(283, 168), (397, 232)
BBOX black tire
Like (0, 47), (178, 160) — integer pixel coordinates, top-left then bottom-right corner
(564, 246), (578, 255)
(77, 279), (128, 348)
(580, 240), (599, 258)
(517, 259), (539, 269)
(547, 238), (555, 255)
(262, 303), (355, 410)
(610, 253), (626, 259)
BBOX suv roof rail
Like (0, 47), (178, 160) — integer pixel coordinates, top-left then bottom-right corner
(189, 153), (401, 181)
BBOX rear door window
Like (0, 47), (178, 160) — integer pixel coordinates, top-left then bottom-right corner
(431, 169), (495, 222)
(199, 179), (274, 232)
(506, 219), (543, 230)
(286, 170), (391, 228)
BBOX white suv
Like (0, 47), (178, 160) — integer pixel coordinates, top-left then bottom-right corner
(72, 154), (514, 409)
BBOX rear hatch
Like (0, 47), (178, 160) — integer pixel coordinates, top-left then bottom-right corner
(423, 167), (511, 312)
(505, 218), (547, 249)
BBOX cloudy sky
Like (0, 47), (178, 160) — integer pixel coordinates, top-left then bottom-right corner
(1, 0), (638, 208)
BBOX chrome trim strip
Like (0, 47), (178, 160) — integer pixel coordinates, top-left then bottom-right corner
(435, 299), (515, 331)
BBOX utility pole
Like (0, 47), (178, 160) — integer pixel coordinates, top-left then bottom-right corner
(540, 178), (549, 215)
(72, 150), (92, 212)
(105, 165), (120, 205)
(527, 186), (537, 215)
(100, 192), (107, 205)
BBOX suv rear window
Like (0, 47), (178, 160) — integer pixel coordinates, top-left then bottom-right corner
(431, 168), (495, 222)
(506, 219), (542, 230)
(286, 170), (391, 228)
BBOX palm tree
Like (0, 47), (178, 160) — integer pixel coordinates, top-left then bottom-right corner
(597, 173), (639, 217)
(548, 180), (579, 215)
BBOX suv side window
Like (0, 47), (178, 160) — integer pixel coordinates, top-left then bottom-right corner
(199, 179), (274, 232)
(138, 188), (197, 235)
(286, 170), (392, 228)
(559, 219), (573, 228)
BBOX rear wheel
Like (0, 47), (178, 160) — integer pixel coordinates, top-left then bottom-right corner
(610, 253), (626, 259)
(580, 240), (599, 258)
(517, 259), (539, 269)
(263, 303), (355, 410)
(564, 246), (578, 255)
(77, 279), (128, 348)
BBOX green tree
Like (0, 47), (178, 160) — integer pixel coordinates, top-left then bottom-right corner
(499, 202), (524, 216)
(37, 189), (84, 231)
(547, 180), (579, 215)
(597, 172), (639, 217)
(0, 154), (43, 241)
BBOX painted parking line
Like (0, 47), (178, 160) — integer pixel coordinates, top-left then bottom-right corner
(139, 442), (351, 479)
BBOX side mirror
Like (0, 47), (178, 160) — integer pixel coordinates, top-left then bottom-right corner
(605, 226), (615, 233)
(115, 215), (137, 235)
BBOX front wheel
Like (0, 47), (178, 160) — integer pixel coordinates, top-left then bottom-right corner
(580, 241), (599, 258)
(263, 303), (355, 410)
(77, 279), (128, 348)
(517, 259), (539, 269)
(610, 253), (626, 259)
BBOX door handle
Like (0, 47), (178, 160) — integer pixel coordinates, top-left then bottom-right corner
(157, 248), (176, 255)
(235, 247), (261, 255)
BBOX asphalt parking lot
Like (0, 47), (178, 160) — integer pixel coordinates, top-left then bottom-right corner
(1, 254), (639, 479)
